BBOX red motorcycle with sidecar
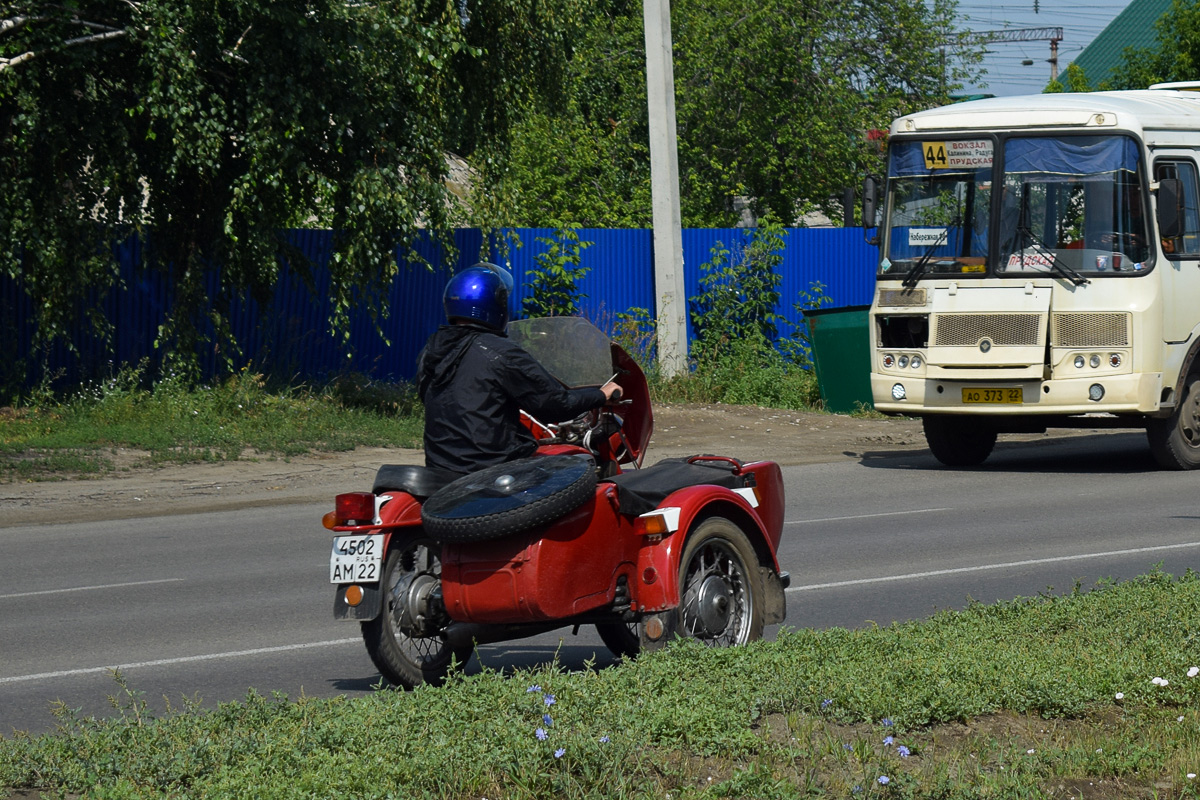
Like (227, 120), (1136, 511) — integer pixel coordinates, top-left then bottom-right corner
(323, 316), (789, 688)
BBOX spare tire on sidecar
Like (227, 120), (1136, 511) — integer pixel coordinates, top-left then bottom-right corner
(420, 454), (598, 543)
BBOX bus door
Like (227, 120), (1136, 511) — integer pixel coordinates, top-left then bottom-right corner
(1152, 156), (1200, 343)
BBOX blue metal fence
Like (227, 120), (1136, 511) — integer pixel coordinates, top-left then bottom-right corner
(1, 227), (877, 389)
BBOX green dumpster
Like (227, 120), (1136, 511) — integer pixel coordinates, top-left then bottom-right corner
(801, 304), (873, 414)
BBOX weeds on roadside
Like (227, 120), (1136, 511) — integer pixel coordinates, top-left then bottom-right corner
(0, 364), (422, 479)
(6, 570), (1200, 797)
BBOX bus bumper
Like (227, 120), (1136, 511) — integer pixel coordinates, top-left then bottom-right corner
(871, 372), (1163, 416)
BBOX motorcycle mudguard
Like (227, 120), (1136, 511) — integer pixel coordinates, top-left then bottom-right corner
(631, 462), (786, 617)
(331, 493), (424, 622)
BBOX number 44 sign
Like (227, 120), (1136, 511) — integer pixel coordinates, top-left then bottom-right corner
(924, 140), (994, 170)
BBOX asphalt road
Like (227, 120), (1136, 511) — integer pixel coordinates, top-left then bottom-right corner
(4, 430), (1200, 736)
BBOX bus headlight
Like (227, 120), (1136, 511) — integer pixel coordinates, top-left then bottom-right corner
(1074, 355), (1085, 368)
(1089, 384), (1105, 401)
(1090, 354), (1101, 368)
(891, 383), (907, 401)
(910, 355), (923, 368)
(898, 355), (910, 368)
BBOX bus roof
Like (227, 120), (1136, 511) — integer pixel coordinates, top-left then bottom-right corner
(891, 89), (1200, 139)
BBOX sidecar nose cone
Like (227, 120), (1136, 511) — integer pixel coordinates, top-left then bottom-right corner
(493, 474), (516, 491)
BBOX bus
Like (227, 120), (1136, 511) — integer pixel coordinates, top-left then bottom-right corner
(864, 84), (1200, 469)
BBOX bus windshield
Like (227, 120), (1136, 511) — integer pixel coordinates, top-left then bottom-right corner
(881, 134), (1151, 281)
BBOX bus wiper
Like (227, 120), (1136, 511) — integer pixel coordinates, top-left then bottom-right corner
(1013, 224), (1090, 287)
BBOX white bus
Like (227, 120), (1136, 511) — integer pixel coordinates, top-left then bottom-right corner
(865, 85), (1200, 469)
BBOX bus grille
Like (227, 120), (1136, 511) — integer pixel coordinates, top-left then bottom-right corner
(1051, 313), (1130, 348)
(877, 289), (926, 307)
(933, 314), (1042, 346)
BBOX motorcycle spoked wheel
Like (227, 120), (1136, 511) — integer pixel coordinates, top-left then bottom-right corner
(675, 517), (765, 646)
(362, 538), (472, 689)
(421, 454), (598, 543)
(600, 516), (766, 658)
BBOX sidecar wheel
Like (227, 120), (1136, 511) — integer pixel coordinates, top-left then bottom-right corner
(676, 517), (764, 646)
(362, 538), (472, 689)
(595, 622), (640, 659)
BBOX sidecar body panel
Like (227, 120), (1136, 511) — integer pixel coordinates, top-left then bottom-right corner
(440, 484), (641, 623)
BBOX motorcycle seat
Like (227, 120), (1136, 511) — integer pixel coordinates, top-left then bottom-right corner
(372, 464), (463, 499)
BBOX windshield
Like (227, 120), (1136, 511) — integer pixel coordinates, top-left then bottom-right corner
(882, 134), (1150, 281)
(507, 317), (614, 388)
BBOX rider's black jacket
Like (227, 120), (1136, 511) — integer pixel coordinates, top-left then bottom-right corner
(417, 323), (607, 474)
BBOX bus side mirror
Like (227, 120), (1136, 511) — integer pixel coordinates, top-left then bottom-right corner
(1157, 178), (1183, 240)
(863, 175), (880, 245)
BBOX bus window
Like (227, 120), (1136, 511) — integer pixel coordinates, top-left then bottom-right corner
(1154, 160), (1200, 257)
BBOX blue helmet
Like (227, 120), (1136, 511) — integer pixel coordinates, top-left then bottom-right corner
(443, 262), (514, 331)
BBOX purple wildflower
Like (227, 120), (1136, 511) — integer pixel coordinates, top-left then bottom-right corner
(543, 714), (553, 726)
(878, 775), (890, 785)
(883, 735), (894, 746)
(897, 745), (911, 758)
(544, 694), (556, 707)
(527, 685), (541, 693)
(600, 735), (610, 743)
(535, 728), (547, 741)
(554, 748), (566, 759)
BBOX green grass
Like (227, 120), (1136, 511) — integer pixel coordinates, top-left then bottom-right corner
(0, 371), (424, 481)
(4, 570), (1200, 798)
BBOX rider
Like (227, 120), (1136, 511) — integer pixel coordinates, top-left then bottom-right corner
(417, 262), (622, 475)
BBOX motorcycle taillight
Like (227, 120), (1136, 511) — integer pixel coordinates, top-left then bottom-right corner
(335, 492), (376, 525)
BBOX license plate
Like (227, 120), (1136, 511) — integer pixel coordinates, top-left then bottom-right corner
(329, 534), (384, 584)
(962, 387), (1023, 404)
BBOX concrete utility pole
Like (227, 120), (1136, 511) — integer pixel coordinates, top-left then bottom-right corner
(642, 0), (687, 377)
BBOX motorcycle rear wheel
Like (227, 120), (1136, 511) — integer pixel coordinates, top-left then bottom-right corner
(362, 538), (472, 689)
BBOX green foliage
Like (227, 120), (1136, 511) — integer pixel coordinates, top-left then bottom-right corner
(522, 225), (593, 318)
(0, 0), (582, 381)
(479, 0), (984, 227)
(7, 570), (1200, 797)
(690, 218), (786, 352)
(0, 366), (422, 478)
(1108, 0), (1200, 90)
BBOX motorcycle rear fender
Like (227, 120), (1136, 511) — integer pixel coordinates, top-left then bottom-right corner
(632, 479), (783, 615)
(332, 492), (423, 621)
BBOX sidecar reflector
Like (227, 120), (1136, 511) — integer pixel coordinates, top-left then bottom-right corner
(636, 507), (681, 536)
(335, 492), (377, 524)
(344, 584), (364, 606)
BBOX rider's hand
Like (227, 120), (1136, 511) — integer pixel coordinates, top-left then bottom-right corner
(601, 381), (623, 403)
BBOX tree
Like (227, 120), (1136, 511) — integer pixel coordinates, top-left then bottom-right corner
(1108, 0), (1200, 90)
(1, 0), (582, 381)
(475, 0), (982, 228)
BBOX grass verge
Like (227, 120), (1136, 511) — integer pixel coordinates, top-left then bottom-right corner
(4, 570), (1200, 799)
(0, 371), (424, 481)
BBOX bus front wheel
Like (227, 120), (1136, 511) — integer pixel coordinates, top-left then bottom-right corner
(1148, 371), (1200, 470)
(922, 416), (997, 467)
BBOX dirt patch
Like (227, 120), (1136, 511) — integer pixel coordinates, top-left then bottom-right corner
(0, 404), (1102, 527)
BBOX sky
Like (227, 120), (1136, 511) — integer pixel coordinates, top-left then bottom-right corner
(951, 0), (1133, 96)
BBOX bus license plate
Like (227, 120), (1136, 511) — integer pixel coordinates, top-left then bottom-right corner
(962, 387), (1022, 404)
(329, 534), (384, 584)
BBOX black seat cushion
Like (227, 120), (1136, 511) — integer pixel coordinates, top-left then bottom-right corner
(372, 464), (463, 499)
(603, 456), (748, 516)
